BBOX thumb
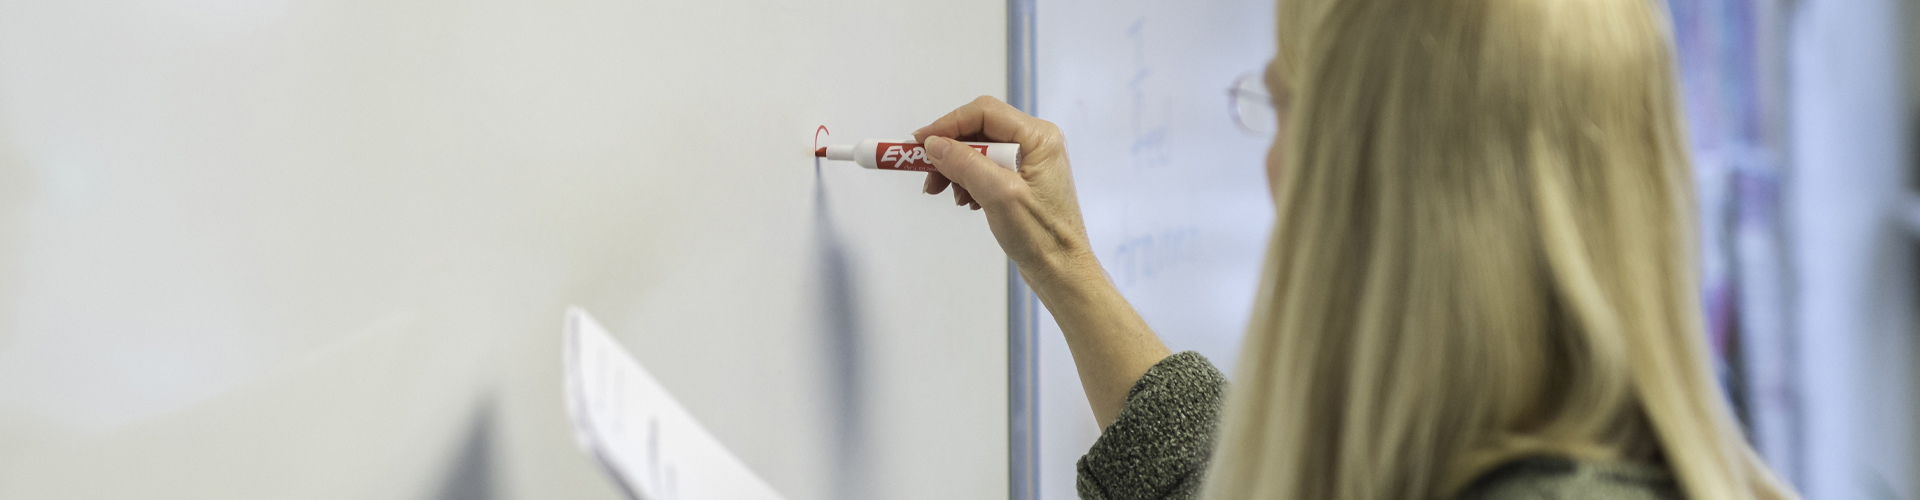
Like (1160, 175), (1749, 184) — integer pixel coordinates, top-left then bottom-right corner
(925, 136), (1023, 203)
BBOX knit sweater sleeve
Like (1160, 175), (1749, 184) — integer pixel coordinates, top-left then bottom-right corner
(1075, 351), (1229, 500)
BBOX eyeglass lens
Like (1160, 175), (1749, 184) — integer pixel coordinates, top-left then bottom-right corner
(1229, 72), (1277, 136)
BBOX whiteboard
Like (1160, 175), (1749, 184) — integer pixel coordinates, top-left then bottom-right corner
(1031, 1), (1276, 499)
(0, 1), (1009, 499)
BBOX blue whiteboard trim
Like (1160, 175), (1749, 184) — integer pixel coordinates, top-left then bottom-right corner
(1006, 1), (1039, 500)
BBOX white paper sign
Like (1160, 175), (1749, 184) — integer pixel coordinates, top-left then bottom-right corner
(563, 307), (786, 500)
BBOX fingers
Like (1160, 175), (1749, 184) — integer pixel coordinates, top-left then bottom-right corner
(915, 97), (1056, 214)
(924, 135), (1025, 210)
(923, 167), (977, 211)
(912, 95), (1057, 153)
(923, 172), (952, 195)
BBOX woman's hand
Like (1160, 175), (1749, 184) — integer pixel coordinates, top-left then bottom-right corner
(914, 96), (1099, 286)
(915, 96), (1169, 429)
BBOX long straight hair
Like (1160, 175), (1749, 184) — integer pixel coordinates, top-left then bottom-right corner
(1204, 0), (1797, 498)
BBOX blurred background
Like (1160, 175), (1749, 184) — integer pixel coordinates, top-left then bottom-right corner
(1029, 0), (1920, 499)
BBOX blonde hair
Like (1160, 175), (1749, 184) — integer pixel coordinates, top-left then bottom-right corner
(1205, 0), (1797, 499)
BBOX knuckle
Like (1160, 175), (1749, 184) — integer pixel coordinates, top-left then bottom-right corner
(1037, 120), (1063, 139)
(1025, 121), (1067, 154)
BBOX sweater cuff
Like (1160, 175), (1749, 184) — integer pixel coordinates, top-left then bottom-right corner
(1075, 351), (1227, 500)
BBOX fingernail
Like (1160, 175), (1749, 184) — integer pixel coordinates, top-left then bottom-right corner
(924, 136), (950, 161)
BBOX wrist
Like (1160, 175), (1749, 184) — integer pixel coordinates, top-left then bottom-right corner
(1017, 248), (1107, 298)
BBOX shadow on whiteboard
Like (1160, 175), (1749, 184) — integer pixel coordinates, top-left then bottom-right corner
(811, 159), (869, 500)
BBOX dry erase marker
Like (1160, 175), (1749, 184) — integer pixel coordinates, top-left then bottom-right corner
(815, 139), (1019, 172)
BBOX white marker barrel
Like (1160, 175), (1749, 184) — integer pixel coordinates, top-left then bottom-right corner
(820, 139), (1019, 172)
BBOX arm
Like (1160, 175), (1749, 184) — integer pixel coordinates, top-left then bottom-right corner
(914, 95), (1171, 428)
(1025, 259), (1173, 429)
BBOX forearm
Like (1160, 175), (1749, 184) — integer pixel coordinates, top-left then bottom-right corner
(1022, 254), (1172, 429)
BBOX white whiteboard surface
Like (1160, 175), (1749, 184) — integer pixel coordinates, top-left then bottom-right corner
(1032, 1), (1275, 498)
(0, 2), (1008, 499)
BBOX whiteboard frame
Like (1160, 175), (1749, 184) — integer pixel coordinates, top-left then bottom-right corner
(1006, 1), (1040, 499)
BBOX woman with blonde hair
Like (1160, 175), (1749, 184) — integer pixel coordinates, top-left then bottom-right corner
(911, 0), (1798, 498)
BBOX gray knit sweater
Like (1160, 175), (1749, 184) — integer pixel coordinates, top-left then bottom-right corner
(1074, 351), (1684, 500)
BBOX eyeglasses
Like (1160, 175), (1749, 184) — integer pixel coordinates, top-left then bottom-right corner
(1227, 71), (1277, 136)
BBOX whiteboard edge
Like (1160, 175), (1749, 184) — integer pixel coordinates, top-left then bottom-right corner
(1007, 1), (1040, 500)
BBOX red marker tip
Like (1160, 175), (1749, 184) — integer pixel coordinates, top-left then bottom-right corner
(814, 147), (827, 157)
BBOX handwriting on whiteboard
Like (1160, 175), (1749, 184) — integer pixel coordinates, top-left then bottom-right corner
(1128, 18), (1172, 171)
(1107, 225), (1199, 290)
